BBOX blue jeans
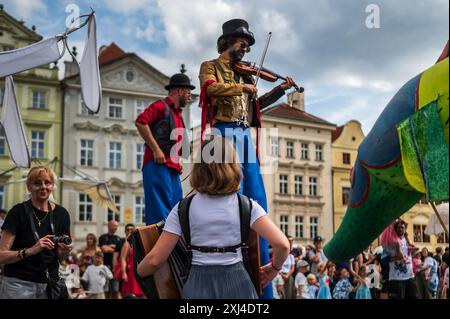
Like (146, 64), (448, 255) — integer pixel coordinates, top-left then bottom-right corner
(213, 122), (273, 299)
(142, 161), (183, 225)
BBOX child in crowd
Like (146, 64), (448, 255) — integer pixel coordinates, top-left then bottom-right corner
(317, 262), (332, 299)
(332, 267), (354, 299)
(81, 251), (113, 299)
(350, 262), (372, 299)
(306, 273), (319, 299)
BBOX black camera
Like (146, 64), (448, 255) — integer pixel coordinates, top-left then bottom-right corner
(52, 235), (72, 245)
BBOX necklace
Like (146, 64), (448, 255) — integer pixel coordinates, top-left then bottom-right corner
(32, 208), (48, 227)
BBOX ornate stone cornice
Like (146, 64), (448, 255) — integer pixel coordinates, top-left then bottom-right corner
(73, 121), (101, 132)
(129, 129), (139, 136)
(103, 124), (128, 135)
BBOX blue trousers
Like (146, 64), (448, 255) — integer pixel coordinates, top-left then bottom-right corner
(143, 161), (183, 225)
(213, 122), (273, 299)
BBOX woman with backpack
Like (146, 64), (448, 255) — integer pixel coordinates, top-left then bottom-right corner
(137, 136), (290, 299)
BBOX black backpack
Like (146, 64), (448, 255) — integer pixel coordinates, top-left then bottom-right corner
(177, 193), (254, 280)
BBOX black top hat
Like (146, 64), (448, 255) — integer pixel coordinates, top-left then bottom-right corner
(218, 18), (255, 46)
(165, 73), (195, 91)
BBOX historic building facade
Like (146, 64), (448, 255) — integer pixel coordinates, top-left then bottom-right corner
(61, 43), (191, 246)
(0, 6), (62, 209)
(331, 120), (365, 232)
(261, 91), (336, 247)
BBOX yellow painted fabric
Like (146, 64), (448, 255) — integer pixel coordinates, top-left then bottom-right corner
(418, 57), (449, 143)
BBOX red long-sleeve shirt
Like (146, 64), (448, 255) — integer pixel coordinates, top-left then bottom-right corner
(135, 97), (183, 173)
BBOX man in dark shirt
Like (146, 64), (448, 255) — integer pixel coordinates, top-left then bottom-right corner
(99, 220), (122, 299)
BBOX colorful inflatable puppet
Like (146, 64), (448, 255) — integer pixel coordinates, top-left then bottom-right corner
(324, 42), (449, 262)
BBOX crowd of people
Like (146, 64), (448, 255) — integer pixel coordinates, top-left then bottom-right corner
(271, 228), (449, 300)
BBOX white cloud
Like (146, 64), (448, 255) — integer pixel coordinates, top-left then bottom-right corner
(2, 0), (47, 20)
(136, 20), (157, 42)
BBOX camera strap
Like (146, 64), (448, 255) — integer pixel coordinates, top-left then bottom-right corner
(23, 200), (56, 280)
(23, 200), (55, 242)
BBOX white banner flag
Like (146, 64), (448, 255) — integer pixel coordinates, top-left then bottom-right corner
(79, 14), (102, 113)
(0, 36), (63, 78)
(0, 76), (31, 168)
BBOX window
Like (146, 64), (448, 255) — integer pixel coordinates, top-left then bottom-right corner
(343, 153), (351, 165)
(270, 138), (279, 156)
(294, 176), (303, 196)
(413, 224), (430, 243)
(136, 99), (148, 118)
(279, 175), (288, 194)
(301, 143), (309, 160)
(280, 215), (289, 235)
(79, 194), (93, 222)
(31, 131), (45, 159)
(108, 98), (123, 119)
(32, 91), (46, 109)
(0, 127), (6, 155)
(80, 139), (94, 166)
(136, 144), (144, 169)
(0, 87), (4, 106)
(0, 184), (4, 208)
(315, 144), (323, 161)
(126, 70), (135, 82)
(135, 196), (146, 224)
(437, 232), (449, 244)
(107, 195), (121, 222)
(286, 141), (294, 158)
(295, 216), (304, 239)
(309, 177), (318, 196)
(109, 142), (122, 168)
(310, 217), (318, 239)
(342, 187), (351, 205)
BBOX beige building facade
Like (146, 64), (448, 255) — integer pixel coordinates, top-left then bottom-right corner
(261, 92), (336, 247)
(331, 120), (365, 232)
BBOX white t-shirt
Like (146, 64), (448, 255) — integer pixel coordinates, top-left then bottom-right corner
(294, 272), (309, 299)
(387, 238), (414, 281)
(81, 264), (113, 294)
(272, 273), (285, 299)
(307, 249), (328, 275)
(280, 254), (295, 274)
(423, 256), (435, 277)
(164, 193), (266, 266)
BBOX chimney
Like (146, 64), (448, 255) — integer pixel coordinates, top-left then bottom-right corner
(64, 60), (79, 78)
(287, 90), (305, 111)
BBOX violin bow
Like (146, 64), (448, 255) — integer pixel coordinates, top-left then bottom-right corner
(254, 32), (272, 88)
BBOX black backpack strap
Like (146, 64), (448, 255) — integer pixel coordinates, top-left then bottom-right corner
(237, 193), (253, 277)
(237, 193), (252, 245)
(178, 194), (195, 248)
(178, 194), (195, 279)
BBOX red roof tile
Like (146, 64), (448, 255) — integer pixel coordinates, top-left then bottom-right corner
(262, 103), (334, 126)
(98, 42), (127, 65)
(332, 125), (344, 142)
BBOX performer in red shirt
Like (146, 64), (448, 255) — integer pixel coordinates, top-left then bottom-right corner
(135, 73), (195, 225)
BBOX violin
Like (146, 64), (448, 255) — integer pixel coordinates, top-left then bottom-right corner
(233, 61), (304, 92)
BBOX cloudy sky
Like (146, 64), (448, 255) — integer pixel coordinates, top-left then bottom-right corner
(2, 0), (449, 133)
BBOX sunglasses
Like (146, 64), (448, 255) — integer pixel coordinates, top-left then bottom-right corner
(238, 41), (251, 53)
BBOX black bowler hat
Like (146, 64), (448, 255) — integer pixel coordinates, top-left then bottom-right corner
(165, 73), (195, 91)
(218, 18), (255, 46)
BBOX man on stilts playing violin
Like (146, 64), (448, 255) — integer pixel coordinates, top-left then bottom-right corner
(199, 18), (296, 299)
